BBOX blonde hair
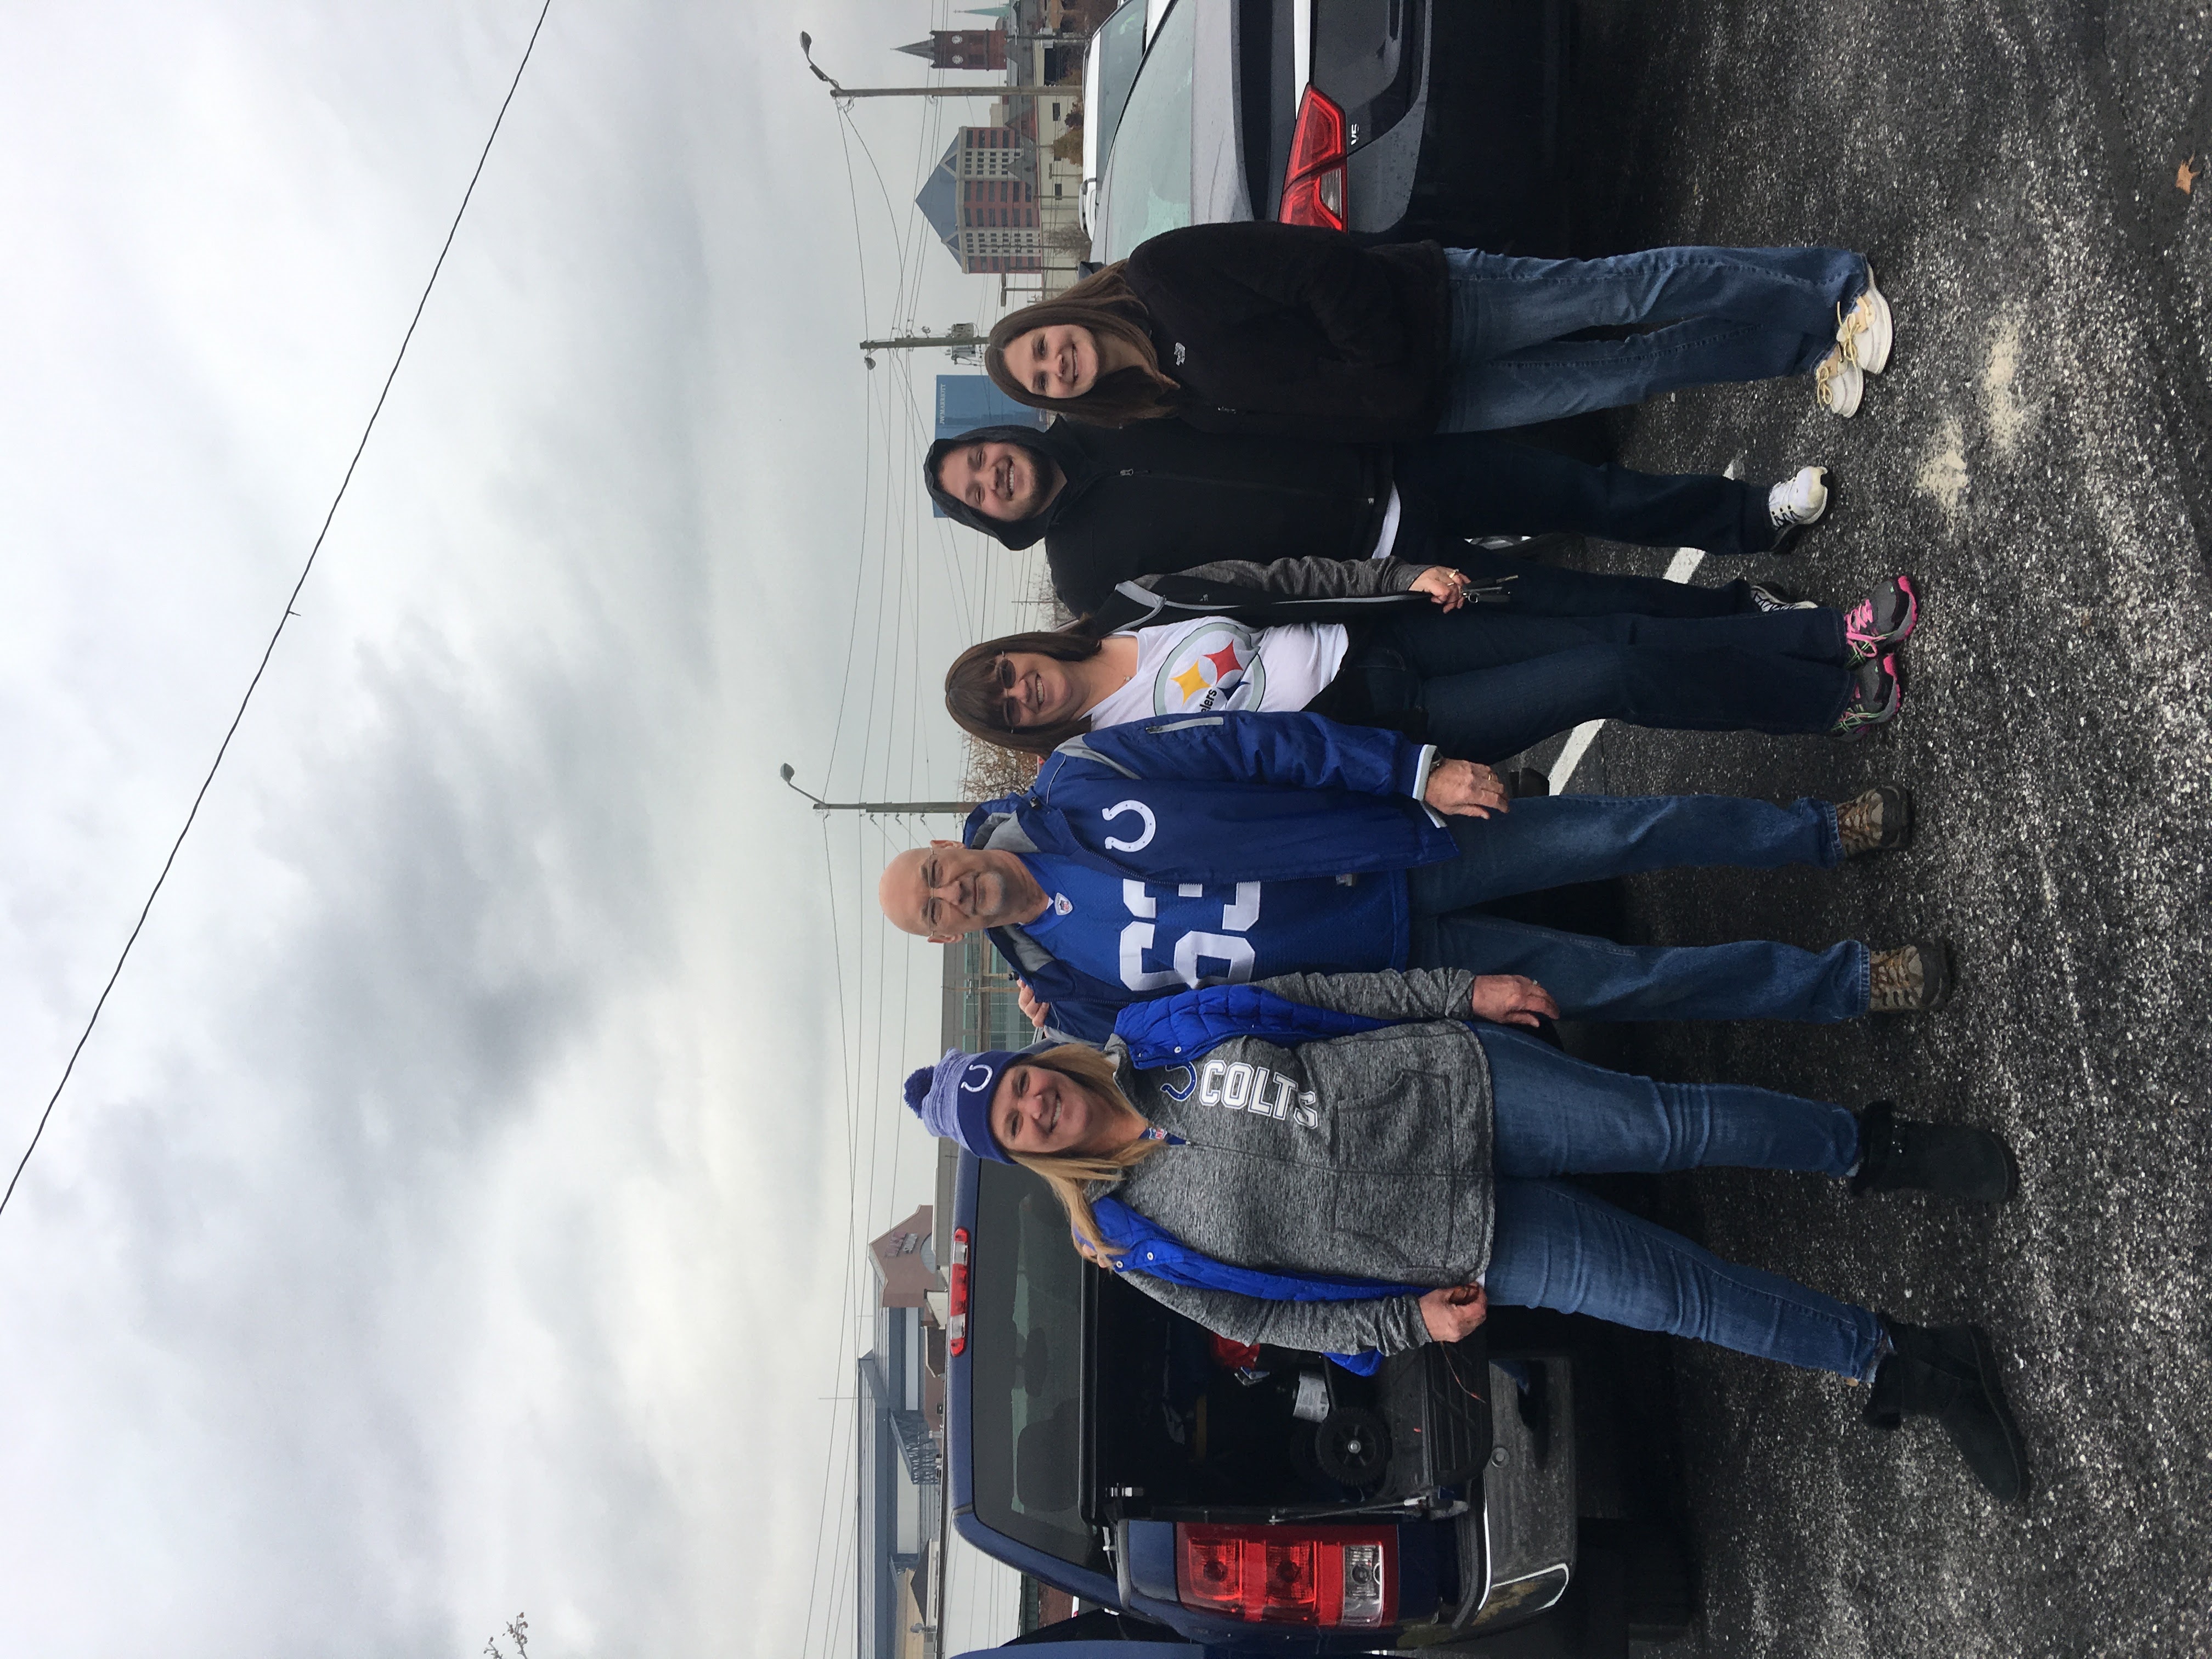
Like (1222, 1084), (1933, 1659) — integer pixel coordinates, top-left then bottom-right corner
(1006, 1044), (1161, 1261)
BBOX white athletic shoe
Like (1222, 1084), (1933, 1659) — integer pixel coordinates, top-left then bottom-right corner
(1749, 583), (1820, 612)
(1816, 348), (1864, 417)
(1768, 465), (1831, 531)
(1837, 264), (1893, 374)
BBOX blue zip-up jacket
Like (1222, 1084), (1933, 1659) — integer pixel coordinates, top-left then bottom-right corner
(1093, 983), (1427, 1373)
(968, 712), (1458, 1042)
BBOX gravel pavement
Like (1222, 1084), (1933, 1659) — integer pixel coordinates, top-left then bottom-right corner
(1522, 3), (2212, 1654)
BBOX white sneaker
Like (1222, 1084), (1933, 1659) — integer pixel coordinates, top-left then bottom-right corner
(1750, 583), (1820, 612)
(1816, 348), (1864, 417)
(1836, 264), (1893, 374)
(1768, 465), (1831, 530)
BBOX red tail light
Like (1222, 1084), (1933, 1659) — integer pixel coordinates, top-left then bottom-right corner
(1276, 88), (1347, 230)
(1175, 1523), (1395, 1627)
(947, 1226), (970, 1357)
(1207, 1333), (1263, 1371)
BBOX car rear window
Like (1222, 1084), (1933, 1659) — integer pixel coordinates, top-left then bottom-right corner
(1312, 0), (1408, 113)
(1092, 0), (1195, 261)
(1088, 0), (1150, 177)
(967, 1162), (1109, 1576)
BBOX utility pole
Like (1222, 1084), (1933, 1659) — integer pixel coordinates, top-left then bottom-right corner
(779, 766), (972, 817)
(859, 321), (981, 366)
(858, 326), (979, 353)
(816, 83), (1062, 99)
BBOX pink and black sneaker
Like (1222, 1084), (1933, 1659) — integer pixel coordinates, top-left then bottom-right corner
(1831, 653), (1904, 739)
(1844, 575), (1920, 663)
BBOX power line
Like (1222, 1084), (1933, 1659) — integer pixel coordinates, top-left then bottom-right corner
(0, 0), (557, 1229)
(820, 111), (882, 789)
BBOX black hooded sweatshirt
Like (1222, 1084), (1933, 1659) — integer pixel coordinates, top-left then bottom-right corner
(1120, 221), (1450, 441)
(924, 418), (1393, 618)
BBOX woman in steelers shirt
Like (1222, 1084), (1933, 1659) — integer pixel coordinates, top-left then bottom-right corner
(945, 552), (1919, 760)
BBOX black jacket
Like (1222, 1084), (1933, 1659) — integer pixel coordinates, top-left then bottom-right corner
(923, 419), (1395, 617)
(1124, 221), (1451, 441)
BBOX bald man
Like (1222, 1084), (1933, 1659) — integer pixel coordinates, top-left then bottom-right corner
(878, 710), (1944, 1044)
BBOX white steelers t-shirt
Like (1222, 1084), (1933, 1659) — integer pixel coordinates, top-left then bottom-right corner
(1083, 617), (1350, 729)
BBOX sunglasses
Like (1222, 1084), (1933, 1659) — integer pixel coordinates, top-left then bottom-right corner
(994, 656), (1023, 729)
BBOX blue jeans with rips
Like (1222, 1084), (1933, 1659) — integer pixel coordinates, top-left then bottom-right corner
(1400, 795), (1864, 1022)
(1437, 244), (1867, 431)
(1479, 1024), (1882, 1380)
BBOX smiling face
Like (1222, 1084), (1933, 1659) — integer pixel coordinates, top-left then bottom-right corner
(935, 440), (1061, 523)
(1008, 324), (1100, 400)
(877, 842), (1044, 941)
(991, 1061), (1116, 1158)
(992, 651), (1090, 729)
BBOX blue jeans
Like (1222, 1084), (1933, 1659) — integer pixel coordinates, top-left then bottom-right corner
(1410, 912), (1870, 1023)
(1390, 433), (1783, 557)
(1479, 1025), (1882, 1380)
(1404, 792), (1842, 917)
(1342, 603), (1854, 761)
(1438, 245), (1868, 431)
(1401, 799), (1858, 1021)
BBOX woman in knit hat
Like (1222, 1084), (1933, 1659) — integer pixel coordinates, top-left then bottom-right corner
(904, 969), (2027, 1501)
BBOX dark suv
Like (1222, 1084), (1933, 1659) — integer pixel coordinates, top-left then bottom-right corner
(945, 1152), (1692, 1656)
(1086, 0), (1574, 266)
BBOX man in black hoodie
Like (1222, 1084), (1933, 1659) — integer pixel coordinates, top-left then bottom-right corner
(926, 419), (1821, 618)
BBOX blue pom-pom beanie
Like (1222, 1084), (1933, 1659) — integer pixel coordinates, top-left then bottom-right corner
(903, 1047), (1020, 1163)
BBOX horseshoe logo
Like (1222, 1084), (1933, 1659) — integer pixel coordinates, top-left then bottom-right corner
(1102, 799), (1157, 852)
(961, 1062), (995, 1093)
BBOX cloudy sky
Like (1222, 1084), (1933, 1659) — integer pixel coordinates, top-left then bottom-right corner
(0, 2), (1028, 1653)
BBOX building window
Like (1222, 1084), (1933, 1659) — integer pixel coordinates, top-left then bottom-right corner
(1054, 182), (1063, 198)
(1051, 102), (1061, 120)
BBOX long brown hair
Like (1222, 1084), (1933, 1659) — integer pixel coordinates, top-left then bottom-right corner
(984, 263), (1185, 426)
(1005, 1043), (1159, 1262)
(945, 624), (1111, 758)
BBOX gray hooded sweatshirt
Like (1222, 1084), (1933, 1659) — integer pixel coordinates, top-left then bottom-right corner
(1097, 968), (1493, 1357)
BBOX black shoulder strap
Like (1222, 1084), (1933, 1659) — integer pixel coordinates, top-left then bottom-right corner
(1087, 572), (1509, 633)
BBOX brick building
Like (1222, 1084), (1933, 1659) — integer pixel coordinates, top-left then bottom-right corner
(915, 126), (1043, 274)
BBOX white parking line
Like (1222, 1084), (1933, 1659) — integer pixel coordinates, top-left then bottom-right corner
(1545, 460), (1741, 792)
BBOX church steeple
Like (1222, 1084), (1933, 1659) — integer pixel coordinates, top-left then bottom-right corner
(894, 27), (1007, 70)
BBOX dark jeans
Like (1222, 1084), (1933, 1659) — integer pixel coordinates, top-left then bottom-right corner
(1392, 432), (1781, 558)
(1438, 245), (1866, 430)
(1480, 1024), (1882, 1381)
(1401, 801), (1861, 1024)
(1336, 602), (1853, 761)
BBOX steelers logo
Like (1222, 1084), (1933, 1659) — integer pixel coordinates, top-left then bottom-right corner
(1152, 622), (1264, 713)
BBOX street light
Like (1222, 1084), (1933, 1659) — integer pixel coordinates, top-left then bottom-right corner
(778, 761), (825, 807)
(797, 31), (847, 93)
(777, 764), (972, 817)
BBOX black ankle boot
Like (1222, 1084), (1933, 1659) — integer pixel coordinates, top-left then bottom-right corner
(1865, 1317), (2028, 1500)
(1850, 1100), (2018, 1200)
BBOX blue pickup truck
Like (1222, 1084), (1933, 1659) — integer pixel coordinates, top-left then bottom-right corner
(944, 1149), (1693, 1656)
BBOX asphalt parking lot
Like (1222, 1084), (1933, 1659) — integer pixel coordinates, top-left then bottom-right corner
(1516, 2), (2212, 1653)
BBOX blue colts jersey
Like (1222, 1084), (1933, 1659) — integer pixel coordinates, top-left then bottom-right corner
(1017, 851), (1404, 994)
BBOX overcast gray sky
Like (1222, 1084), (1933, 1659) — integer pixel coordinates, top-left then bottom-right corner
(0, 2), (1028, 1652)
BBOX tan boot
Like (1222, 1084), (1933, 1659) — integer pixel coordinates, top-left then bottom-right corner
(1868, 940), (1955, 1013)
(1837, 784), (1914, 855)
